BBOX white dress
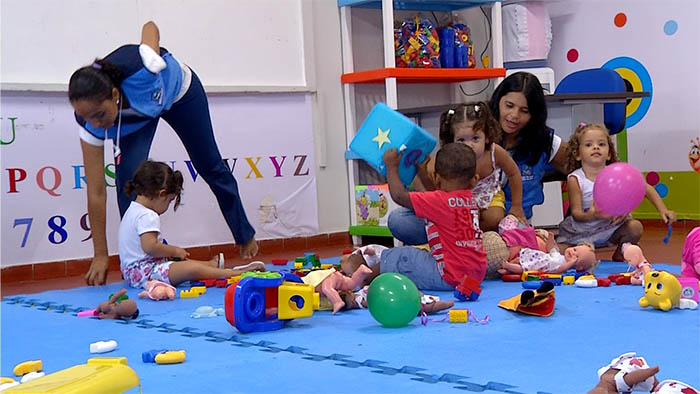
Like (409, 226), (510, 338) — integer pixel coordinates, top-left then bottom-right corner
(519, 247), (566, 273)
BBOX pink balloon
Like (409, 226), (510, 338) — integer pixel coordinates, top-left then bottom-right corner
(593, 163), (646, 216)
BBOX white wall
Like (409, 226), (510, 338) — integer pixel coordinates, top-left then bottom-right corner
(0, 0), (307, 88)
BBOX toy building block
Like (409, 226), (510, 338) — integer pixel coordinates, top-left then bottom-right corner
(522, 281), (542, 289)
(294, 262), (304, 270)
(90, 340), (118, 354)
(271, 259), (287, 266)
(228, 275), (241, 285)
(320, 264), (334, 270)
(596, 278), (611, 287)
(215, 279), (228, 288)
(608, 273), (632, 285)
(562, 276), (575, 285)
(448, 309), (468, 323)
(295, 257), (307, 265)
(202, 279), (217, 287)
(13, 360), (42, 376)
(521, 271), (542, 282)
(501, 274), (521, 282)
(542, 277), (562, 286)
(189, 281), (205, 287)
(454, 275), (482, 301)
(180, 288), (204, 298)
(142, 350), (185, 364)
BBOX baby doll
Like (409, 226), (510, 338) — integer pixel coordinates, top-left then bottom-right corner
(499, 241), (597, 275)
(301, 266), (373, 314)
(339, 244), (387, 287)
(95, 289), (139, 319)
(343, 286), (455, 315)
(138, 280), (176, 300)
(589, 352), (698, 394)
(622, 243), (652, 285)
(681, 226), (700, 280)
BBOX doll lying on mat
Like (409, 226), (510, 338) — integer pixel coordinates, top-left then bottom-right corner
(86, 288), (139, 319)
(589, 352), (698, 394)
(495, 225), (598, 275)
(300, 265), (374, 314)
(343, 286), (454, 315)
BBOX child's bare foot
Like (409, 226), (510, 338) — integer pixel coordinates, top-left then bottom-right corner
(421, 300), (454, 315)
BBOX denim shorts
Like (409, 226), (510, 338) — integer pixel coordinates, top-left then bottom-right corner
(380, 246), (453, 291)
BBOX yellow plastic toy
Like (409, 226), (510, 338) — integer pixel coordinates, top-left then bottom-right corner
(277, 282), (320, 320)
(4, 357), (140, 393)
(13, 360), (42, 376)
(448, 309), (468, 323)
(179, 286), (206, 298)
(562, 276), (575, 285)
(155, 350), (186, 364)
(639, 271), (682, 311)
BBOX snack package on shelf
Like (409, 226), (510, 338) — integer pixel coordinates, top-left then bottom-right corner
(439, 22), (476, 68)
(394, 15), (440, 68)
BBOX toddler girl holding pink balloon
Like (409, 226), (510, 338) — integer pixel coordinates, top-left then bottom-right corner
(556, 123), (675, 261)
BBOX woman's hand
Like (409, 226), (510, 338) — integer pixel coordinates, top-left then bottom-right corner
(85, 255), (110, 286)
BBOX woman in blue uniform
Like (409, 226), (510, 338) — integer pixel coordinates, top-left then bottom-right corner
(69, 21), (258, 285)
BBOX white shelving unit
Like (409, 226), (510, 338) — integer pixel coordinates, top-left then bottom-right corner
(339, 0), (505, 242)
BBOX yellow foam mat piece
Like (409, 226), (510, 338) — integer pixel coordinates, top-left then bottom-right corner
(5, 357), (140, 393)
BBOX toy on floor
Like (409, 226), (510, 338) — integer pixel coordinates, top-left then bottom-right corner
(681, 226), (700, 280)
(590, 352), (699, 394)
(622, 243), (652, 285)
(138, 280), (176, 300)
(190, 306), (224, 318)
(13, 360), (42, 377)
(0, 377), (19, 391)
(225, 271), (319, 333)
(679, 276), (699, 303)
(95, 289), (139, 320)
(300, 265), (373, 314)
(90, 340), (117, 354)
(639, 271), (698, 311)
(498, 281), (555, 317)
(19, 371), (45, 383)
(367, 273), (421, 328)
(453, 275), (482, 301)
(2, 357), (140, 393)
(142, 350), (186, 364)
(180, 286), (206, 298)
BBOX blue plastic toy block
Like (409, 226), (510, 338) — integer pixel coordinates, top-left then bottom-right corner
(349, 103), (437, 185)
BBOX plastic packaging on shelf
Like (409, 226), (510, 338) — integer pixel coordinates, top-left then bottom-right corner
(394, 15), (440, 68)
(439, 23), (476, 68)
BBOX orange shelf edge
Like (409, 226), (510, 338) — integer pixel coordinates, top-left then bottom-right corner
(341, 67), (506, 84)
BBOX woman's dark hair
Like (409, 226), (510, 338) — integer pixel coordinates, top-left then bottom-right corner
(488, 72), (552, 166)
(439, 101), (501, 149)
(68, 59), (124, 103)
(124, 160), (184, 210)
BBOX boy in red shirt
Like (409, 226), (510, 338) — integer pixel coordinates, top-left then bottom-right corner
(375, 143), (487, 290)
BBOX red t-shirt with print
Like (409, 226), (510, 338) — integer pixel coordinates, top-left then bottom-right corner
(409, 189), (487, 286)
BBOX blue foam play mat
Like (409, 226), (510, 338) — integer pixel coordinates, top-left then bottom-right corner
(2, 259), (699, 393)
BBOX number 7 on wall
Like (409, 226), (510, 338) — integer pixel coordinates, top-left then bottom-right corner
(13, 218), (33, 248)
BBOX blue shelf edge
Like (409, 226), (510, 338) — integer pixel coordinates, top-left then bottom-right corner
(338, 0), (500, 11)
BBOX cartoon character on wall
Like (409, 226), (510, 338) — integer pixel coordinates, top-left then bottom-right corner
(378, 193), (388, 217)
(689, 137), (700, 174)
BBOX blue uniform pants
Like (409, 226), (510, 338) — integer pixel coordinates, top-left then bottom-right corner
(115, 72), (255, 245)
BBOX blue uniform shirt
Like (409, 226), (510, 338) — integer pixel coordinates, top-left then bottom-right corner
(74, 45), (183, 141)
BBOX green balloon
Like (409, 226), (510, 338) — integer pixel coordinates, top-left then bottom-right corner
(367, 273), (421, 327)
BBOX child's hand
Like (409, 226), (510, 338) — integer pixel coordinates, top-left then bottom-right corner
(659, 209), (676, 224)
(382, 148), (401, 169)
(173, 247), (189, 260)
(417, 155), (431, 171)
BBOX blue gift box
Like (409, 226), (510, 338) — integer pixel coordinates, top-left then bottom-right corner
(349, 103), (437, 185)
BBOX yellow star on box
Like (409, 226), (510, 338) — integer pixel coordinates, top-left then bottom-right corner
(372, 127), (391, 149)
